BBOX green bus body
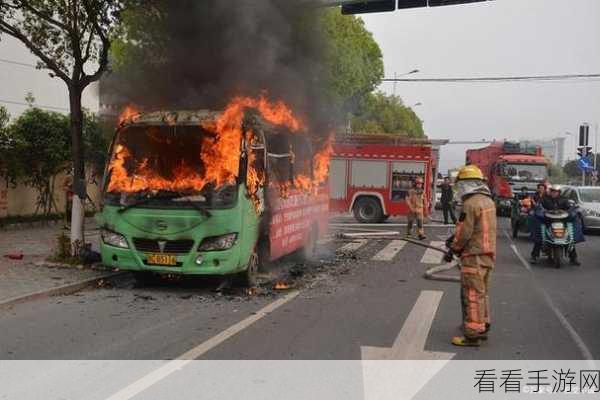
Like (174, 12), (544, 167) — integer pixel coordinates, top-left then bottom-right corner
(96, 110), (328, 282)
(96, 185), (258, 275)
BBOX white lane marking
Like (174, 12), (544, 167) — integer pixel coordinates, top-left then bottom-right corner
(361, 290), (453, 360)
(420, 241), (445, 264)
(331, 223), (448, 228)
(341, 231), (399, 238)
(337, 239), (368, 253)
(104, 291), (300, 400)
(372, 240), (407, 261)
(510, 244), (532, 271)
(509, 240), (594, 362)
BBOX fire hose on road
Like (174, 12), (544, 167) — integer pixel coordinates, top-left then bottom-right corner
(339, 233), (461, 282)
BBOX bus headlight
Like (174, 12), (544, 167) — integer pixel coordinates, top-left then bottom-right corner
(198, 233), (238, 252)
(101, 229), (129, 249)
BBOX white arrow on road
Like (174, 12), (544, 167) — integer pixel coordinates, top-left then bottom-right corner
(361, 290), (455, 400)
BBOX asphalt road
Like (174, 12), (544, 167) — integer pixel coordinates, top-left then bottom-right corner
(1, 215), (599, 361)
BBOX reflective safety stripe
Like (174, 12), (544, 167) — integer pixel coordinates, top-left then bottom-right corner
(462, 266), (479, 274)
(465, 321), (486, 332)
(481, 207), (494, 253)
(453, 222), (464, 250)
(467, 288), (479, 323)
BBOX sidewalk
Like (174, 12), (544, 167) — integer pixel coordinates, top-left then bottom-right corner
(0, 222), (118, 306)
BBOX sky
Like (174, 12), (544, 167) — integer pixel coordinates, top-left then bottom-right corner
(1, 0), (599, 172)
(362, 0), (600, 172)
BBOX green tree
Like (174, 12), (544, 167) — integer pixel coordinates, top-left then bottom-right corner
(351, 92), (424, 137)
(563, 160), (580, 178)
(10, 108), (71, 215)
(0, 0), (123, 247)
(547, 162), (567, 184)
(318, 9), (384, 113)
(82, 111), (109, 180)
(0, 106), (21, 185)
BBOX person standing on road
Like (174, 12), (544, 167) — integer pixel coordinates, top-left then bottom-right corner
(406, 177), (427, 240)
(440, 177), (457, 224)
(444, 165), (497, 347)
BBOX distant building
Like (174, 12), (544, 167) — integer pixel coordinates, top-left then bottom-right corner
(523, 137), (566, 166)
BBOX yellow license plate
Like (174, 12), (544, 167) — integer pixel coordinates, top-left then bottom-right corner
(146, 253), (177, 266)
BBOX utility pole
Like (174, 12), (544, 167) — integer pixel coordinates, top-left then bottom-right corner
(595, 123), (598, 186)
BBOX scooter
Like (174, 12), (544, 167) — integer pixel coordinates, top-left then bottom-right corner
(540, 209), (576, 269)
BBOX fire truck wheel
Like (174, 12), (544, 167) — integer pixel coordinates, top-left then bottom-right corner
(353, 197), (384, 223)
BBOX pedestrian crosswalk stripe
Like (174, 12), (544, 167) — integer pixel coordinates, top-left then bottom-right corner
(420, 241), (445, 264)
(372, 240), (407, 261)
(337, 239), (368, 253)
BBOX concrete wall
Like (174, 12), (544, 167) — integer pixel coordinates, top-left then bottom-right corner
(0, 172), (102, 218)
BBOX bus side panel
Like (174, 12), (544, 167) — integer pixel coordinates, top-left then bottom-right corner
(268, 187), (329, 261)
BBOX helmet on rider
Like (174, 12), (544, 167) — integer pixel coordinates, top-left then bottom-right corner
(548, 184), (562, 198)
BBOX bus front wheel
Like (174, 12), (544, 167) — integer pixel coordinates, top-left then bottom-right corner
(238, 249), (260, 288)
(353, 197), (384, 223)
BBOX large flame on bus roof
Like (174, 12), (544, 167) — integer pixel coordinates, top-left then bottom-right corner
(107, 96), (331, 206)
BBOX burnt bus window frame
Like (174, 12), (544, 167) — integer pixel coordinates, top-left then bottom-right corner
(263, 129), (314, 190)
(101, 124), (241, 210)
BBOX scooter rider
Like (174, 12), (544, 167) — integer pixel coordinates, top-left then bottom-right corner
(444, 165), (497, 347)
(531, 184), (580, 265)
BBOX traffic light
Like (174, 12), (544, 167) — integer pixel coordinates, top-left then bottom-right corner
(428, 0), (488, 6)
(341, 0), (492, 14)
(579, 124), (590, 147)
(341, 0), (396, 14)
(577, 146), (593, 159)
(397, 0), (427, 8)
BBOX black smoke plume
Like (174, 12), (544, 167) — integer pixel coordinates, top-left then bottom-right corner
(103, 0), (335, 132)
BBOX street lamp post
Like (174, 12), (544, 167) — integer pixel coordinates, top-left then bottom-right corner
(393, 69), (419, 96)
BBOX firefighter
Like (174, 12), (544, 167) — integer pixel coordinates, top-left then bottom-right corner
(444, 164), (497, 347)
(406, 176), (427, 240)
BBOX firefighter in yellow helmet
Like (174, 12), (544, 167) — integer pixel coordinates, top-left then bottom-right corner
(406, 176), (427, 240)
(443, 165), (497, 346)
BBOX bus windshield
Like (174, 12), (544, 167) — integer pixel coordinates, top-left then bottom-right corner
(103, 125), (239, 208)
(504, 163), (547, 182)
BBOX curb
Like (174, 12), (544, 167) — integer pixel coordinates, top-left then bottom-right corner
(0, 271), (127, 309)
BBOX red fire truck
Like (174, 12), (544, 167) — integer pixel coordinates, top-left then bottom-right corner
(466, 141), (549, 214)
(329, 134), (438, 223)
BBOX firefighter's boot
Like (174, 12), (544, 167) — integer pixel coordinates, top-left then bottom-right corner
(451, 336), (482, 347)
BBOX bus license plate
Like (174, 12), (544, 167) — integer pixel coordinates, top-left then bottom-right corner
(146, 254), (177, 266)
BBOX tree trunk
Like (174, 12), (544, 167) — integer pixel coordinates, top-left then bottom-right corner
(68, 87), (86, 254)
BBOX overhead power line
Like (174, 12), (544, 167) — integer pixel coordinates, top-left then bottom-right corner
(382, 73), (600, 83)
(0, 99), (69, 112)
(0, 58), (38, 69)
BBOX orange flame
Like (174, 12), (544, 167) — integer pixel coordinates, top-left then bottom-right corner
(108, 96), (330, 210)
(118, 105), (141, 125)
(273, 281), (291, 290)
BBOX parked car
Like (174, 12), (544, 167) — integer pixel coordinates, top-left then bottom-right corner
(562, 186), (600, 232)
